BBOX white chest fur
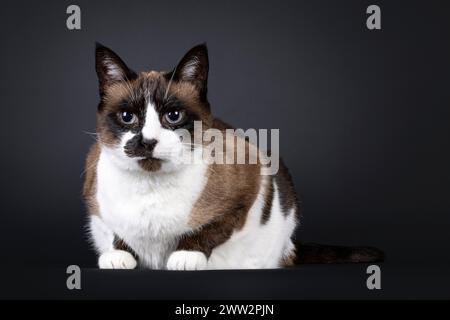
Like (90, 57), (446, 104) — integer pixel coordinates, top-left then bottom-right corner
(95, 149), (208, 268)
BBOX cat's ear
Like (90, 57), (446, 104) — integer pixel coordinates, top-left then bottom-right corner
(95, 42), (137, 96)
(171, 44), (209, 98)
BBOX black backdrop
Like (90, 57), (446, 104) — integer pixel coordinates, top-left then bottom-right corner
(0, 0), (449, 299)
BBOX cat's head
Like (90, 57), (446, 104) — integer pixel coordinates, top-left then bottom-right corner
(95, 43), (213, 172)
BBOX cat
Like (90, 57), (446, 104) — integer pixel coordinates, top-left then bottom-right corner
(83, 43), (383, 270)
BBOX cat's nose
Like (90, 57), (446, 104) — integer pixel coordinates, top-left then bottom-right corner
(141, 138), (157, 151)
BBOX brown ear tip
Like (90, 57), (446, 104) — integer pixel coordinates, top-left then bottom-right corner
(95, 42), (113, 56)
(192, 43), (208, 55)
(95, 41), (104, 51)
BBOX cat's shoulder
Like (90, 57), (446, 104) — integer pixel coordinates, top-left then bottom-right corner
(83, 143), (100, 211)
(212, 118), (234, 131)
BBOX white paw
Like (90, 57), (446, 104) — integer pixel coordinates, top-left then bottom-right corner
(98, 250), (137, 269)
(166, 250), (208, 271)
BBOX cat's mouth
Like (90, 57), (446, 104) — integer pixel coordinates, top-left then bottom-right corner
(124, 145), (164, 161)
(129, 153), (165, 162)
(137, 157), (164, 171)
(145, 155), (165, 162)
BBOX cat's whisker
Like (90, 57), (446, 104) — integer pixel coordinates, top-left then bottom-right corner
(165, 85), (183, 103)
(91, 136), (117, 149)
(80, 160), (99, 178)
(164, 66), (178, 101)
(83, 130), (98, 135)
(180, 143), (205, 148)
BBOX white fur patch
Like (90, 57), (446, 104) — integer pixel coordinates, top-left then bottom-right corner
(140, 103), (184, 169)
(94, 147), (209, 269)
(98, 250), (137, 269)
(141, 104), (161, 141)
(89, 215), (114, 253)
(166, 250), (208, 270)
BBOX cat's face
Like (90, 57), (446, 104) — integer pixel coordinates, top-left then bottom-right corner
(95, 43), (213, 172)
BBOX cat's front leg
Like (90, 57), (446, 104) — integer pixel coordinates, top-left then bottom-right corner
(166, 220), (230, 271)
(98, 250), (137, 269)
(89, 215), (138, 269)
(166, 229), (214, 270)
(166, 250), (208, 271)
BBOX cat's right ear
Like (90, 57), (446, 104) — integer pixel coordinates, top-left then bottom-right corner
(95, 42), (137, 96)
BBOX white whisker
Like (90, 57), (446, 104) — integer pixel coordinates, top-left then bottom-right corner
(164, 66), (178, 101)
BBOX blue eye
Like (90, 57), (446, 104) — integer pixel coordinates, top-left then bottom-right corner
(165, 110), (184, 124)
(121, 111), (136, 124)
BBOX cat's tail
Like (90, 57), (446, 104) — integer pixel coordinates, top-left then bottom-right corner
(293, 242), (385, 264)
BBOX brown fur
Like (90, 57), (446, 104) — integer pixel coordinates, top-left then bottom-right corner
(261, 176), (274, 224)
(274, 160), (298, 217)
(295, 243), (385, 264)
(179, 161), (261, 257)
(166, 81), (213, 128)
(137, 158), (162, 171)
(113, 236), (138, 259)
(83, 143), (100, 216)
(176, 118), (265, 256)
(281, 249), (297, 267)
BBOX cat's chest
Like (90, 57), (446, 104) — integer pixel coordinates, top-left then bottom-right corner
(96, 152), (208, 241)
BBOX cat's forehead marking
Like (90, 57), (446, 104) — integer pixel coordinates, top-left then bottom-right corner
(103, 73), (162, 104)
(103, 82), (133, 106)
(140, 71), (165, 86)
(144, 71), (159, 77)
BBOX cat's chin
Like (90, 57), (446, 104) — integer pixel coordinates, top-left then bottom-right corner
(136, 156), (189, 174)
(137, 157), (163, 172)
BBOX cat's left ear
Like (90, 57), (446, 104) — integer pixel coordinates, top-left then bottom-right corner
(171, 44), (209, 98)
(95, 42), (137, 97)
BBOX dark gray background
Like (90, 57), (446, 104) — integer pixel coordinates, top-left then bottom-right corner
(0, 0), (449, 299)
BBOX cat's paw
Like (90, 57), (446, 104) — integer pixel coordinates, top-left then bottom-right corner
(166, 250), (208, 271)
(98, 250), (137, 269)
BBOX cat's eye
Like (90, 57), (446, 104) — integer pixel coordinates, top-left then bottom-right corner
(120, 111), (137, 124)
(164, 110), (184, 125)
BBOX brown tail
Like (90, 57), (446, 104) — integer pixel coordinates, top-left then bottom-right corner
(295, 242), (385, 264)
